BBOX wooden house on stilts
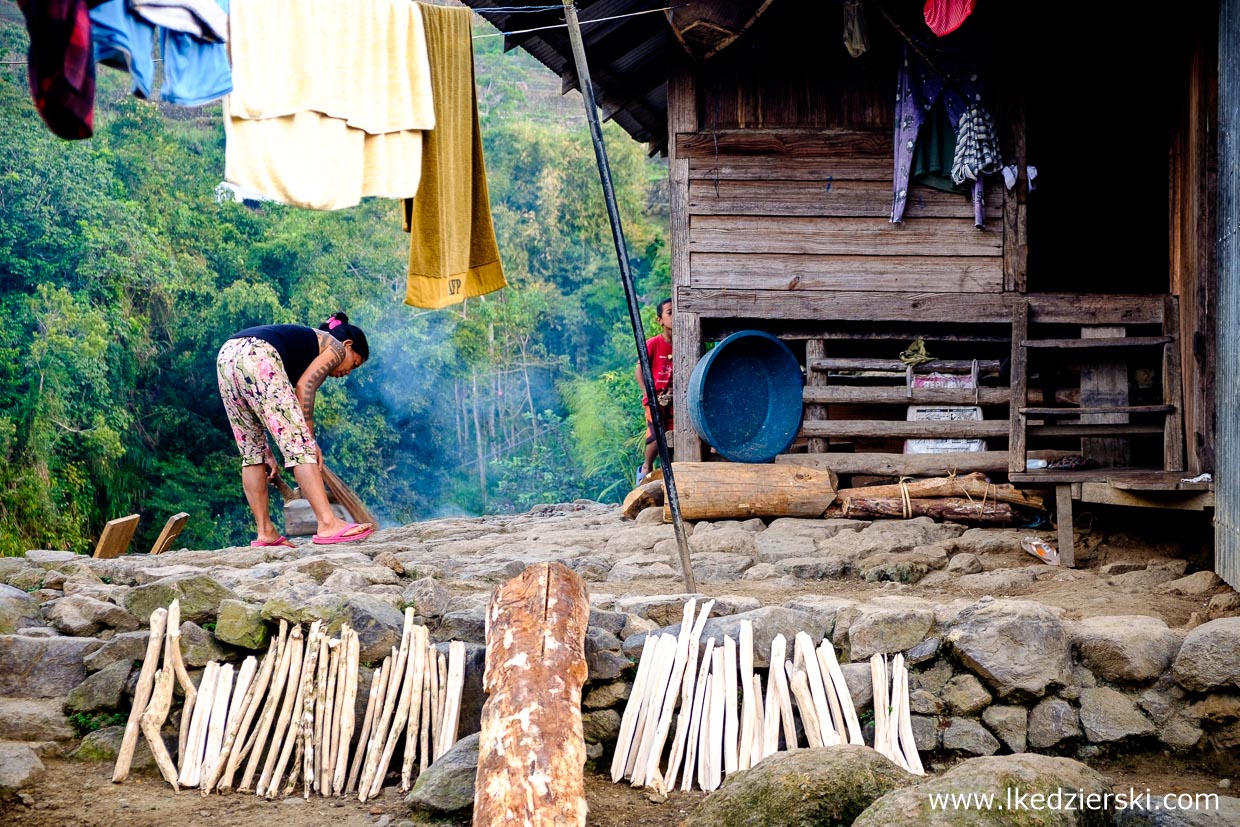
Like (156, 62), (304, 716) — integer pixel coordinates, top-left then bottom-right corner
(465, 0), (1240, 588)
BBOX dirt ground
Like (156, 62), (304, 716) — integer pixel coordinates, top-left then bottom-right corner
(0, 752), (1230, 827)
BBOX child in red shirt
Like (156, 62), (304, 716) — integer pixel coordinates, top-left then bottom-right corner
(636, 298), (673, 483)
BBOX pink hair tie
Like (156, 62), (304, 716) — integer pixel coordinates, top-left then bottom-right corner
(327, 318), (341, 330)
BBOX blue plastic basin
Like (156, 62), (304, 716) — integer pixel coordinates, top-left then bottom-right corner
(686, 330), (804, 463)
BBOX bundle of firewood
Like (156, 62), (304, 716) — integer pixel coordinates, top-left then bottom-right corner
(832, 471), (1045, 523)
(610, 601), (926, 794)
(112, 600), (467, 801)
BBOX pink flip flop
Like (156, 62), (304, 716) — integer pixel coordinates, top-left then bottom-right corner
(312, 523), (375, 545)
(251, 536), (295, 548)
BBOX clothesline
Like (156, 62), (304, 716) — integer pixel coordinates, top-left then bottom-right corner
(472, 5), (680, 39)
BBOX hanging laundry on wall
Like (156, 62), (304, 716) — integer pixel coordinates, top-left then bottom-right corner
(224, 0), (434, 211)
(923, 0), (976, 37)
(16, 0), (96, 140)
(401, 3), (506, 310)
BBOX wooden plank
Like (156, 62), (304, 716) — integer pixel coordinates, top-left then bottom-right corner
(669, 60), (702, 466)
(663, 462), (838, 521)
(1009, 301), (1029, 473)
(800, 421), (1009, 439)
(687, 179), (1001, 219)
(1106, 470), (1212, 491)
(1021, 336), (1171, 349)
(150, 512), (190, 555)
(1019, 405), (1173, 417)
(1079, 326), (1131, 468)
(779, 450), (1066, 477)
(804, 340), (828, 454)
(690, 255), (1004, 293)
(93, 514), (140, 559)
(1163, 296), (1186, 472)
(805, 386), (1011, 405)
(1029, 424), (1163, 437)
(1001, 96), (1028, 293)
(1056, 485), (1076, 568)
(1026, 295), (1164, 325)
(689, 156), (892, 182)
(690, 216), (1003, 257)
(811, 358), (1002, 374)
(677, 128), (889, 159)
(1079, 483), (1213, 511)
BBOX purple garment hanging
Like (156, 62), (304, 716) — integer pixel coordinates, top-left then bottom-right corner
(891, 45), (987, 227)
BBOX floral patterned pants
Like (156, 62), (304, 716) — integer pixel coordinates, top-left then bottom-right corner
(216, 337), (318, 467)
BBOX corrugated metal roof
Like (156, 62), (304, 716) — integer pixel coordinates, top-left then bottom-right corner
(465, 0), (672, 152)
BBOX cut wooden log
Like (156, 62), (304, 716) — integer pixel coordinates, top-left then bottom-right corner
(612, 635), (658, 782)
(722, 635), (738, 775)
(892, 655), (925, 775)
(268, 623), (321, 799)
(92, 513), (140, 559)
(417, 646), (432, 774)
(149, 511), (190, 555)
(141, 667), (180, 789)
(112, 606), (168, 784)
(240, 624), (299, 793)
(256, 625), (310, 797)
(345, 658), (387, 796)
(202, 657), (254, 793)
(357, 646), (399, 800)
(675, 636), (715, 792)
(368, 620), (422, 800)
(435, 649), (448, 755)
(772, 653), (798, 752)
(737, 621), (756, 771)
(473, 562), (589, 827)
(427, 645), (441, 767)
(360, 609), (414, 801)
(870, 654), (896, 765)
(750, 674), (765, 766)
(439, 640), (465, 757)
(793, 632), (838, 747)
(818, 641), (864, 745)
(638, 600), (697, 788)
(664, 462), (839, 521)
(200, 662), (235, 787)
(705, 648), (725, 792)
(179, 661), (221, 787)
(628, 633), (677, 784)
(334, 629), (360, 796)
(840, 496), (1015, 523)
(307, 633), (330, 795)
(884, 656), (907, 771)
(761, 635), (785, 757)
(209, 649), (268, 793)
(695, 673), (713, 792)
(165, 602), (198, 764)
(660, 599), (713, 790)
(319, 638), (340, 795)
(836, 472), (1044, 510)
(787, 667), (824, 749)
(401, 627), (429, 791)
(622, 479), (666, 519)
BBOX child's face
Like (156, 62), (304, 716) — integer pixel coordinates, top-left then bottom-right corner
(658, 304), (673, 331)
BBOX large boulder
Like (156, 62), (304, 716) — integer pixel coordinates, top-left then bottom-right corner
(946, 599), (1072, 699)
(44, 594), (139, 636)
(1071, 616), (1182, 683)
(1171, 618), (1240, 692)
(847, 603), (935, 662)
(1113, 793), (1240, 827)
(406, 731), (479, 813)
(69, 725), (162, 771)
(402, 576), (450, 619)
(213, 599), (269, 650)
(1077, 687), (1155, 743)
(853, 753), (1113, 826)
(0, 742), (45, 798)
(83, 630), (149, 673)
(0, 698), (73, 741)
(65, 660), (132, 713)
(124, 574), (238, 624)
(0, 635), (102, 698)
(1028, 698), (1082, 749)
(0, 584), (44, 634)
(682, 745), (915, 827)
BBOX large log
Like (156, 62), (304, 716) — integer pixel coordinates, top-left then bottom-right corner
(841, 496), (1014, 523)
(474, 563), (589, 827)
(662, 462), (838, 521)
(835, 472), (1045, 510)
(776, 449), (1069, 477)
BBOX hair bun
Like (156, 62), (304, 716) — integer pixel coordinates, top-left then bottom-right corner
(331, 312), (349, 325)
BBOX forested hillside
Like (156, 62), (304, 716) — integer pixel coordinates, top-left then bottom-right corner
(0, 3), (670, 555)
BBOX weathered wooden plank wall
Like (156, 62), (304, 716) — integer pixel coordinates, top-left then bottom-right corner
(1215, 0), (1240, 590)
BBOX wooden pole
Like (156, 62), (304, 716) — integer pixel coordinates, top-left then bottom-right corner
(737, 621), (756, 771)
(268, 623), (320, 798)
(333, 629), (360, 796)
(344, 659), (387, 796)
(473, 563), (589, 827)
(401, 627), (428, 792)
(818, 641), (864, 745)
(835, 472), (1044, 510)
(256, 625), (309, 796)
(787, 667), (824, 749)
(239, 624), (299, 793)
(678, 637), (714, 792)
(841, 496), (1015, 522)
(208, 651), (266, 793)
(141, 667), (180, 790)
(112, 606), (168, 784)
(610, 635), (657, 782)
(637, 600), (697, 787)
(179, 661), (221, 787)
(722, 634), (738, 776)
(164, 601), (197, 766)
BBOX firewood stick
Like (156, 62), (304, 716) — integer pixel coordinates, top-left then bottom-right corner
(417, 644), (431, 774)
(239, 624), (299, 793)
(722, 635), (738, 775)
(140, 666), (179, 789)
(835, 472), (1044, 510)
(705, 648), (725, 792)
(179, 661), (220, 787)
(202, 657), (253, 791)
(627, 633), (677, 783)
(694, 673), (713, 792)
(427, 645), (441, 765)
(164, 601), (197, 765)
(434, 649), (447, 755)
(360, 608), (414, 800)
(870, 654), (891, 762)
(750, 674), (765, 766)
(737, 620), (756, 771)
(885, 656), (904, 767)
(762, 635), (786, 757)
(357, 646), (399, 799)
(788, 668), (825, 749)
(223, 626), (284, 790)
(331, 629), (358, 796)
(662, 599), (714, 790)
(610, 635), (658, 782)
(200, 663), (235, 787)
(679, 637), (714, 792)
(345, 659), (387, 796)
(321, 638), (342, 795)
(819, 640), (865, 745)
(207, 649), (266, 793)
(267, 623), (321, 799)
(367, 627), (423, 800)
(112, 606), (168, 784)
(438, 640), (465, 758)
(773, 653), (799, 752)
(311, 634), (331, 794)
(893, 656), (925, 775)
(637, 600), (698, 787)
(400, 627), (427, 791)
(794, 632), (839, 747)
(254, 626), (308, 796)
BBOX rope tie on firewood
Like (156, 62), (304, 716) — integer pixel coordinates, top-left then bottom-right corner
(897, 477), (913, 519)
